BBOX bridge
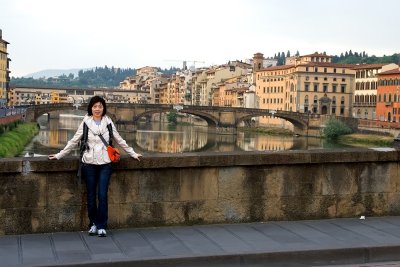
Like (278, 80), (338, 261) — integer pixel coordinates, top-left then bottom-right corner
(25, 103), (358, 136)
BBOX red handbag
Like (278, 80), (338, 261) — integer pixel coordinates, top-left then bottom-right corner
(99, 133), (120, 163)
(107, 145), (120, 163)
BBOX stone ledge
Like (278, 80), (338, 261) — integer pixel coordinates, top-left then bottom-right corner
(1, 148), (399, 173)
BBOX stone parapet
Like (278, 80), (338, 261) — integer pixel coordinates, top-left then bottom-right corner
(1, 149), (400, 235)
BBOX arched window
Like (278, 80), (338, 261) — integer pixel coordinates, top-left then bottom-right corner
(366, 82), (370, 90)
(355, 95), (359, 104)
(360, 95), (364, 103)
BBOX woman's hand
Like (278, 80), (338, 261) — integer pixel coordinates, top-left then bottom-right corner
(133, 153), (142, 161)
(48, 155), (57, 160)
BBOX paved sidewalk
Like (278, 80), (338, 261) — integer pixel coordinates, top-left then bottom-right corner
(1, 216), (400, 267)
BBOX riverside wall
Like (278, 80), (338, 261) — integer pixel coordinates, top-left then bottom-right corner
(1, 149), (400, 235)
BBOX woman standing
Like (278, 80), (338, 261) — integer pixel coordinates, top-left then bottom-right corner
(48, 96), (142, 237)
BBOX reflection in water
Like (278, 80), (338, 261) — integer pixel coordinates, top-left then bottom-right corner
(22, 114), (344, 156)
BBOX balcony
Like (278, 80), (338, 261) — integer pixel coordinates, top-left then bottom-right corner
(385, 102), (393, 106)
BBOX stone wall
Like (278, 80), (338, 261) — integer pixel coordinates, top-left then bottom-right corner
(1, 149), (400, 235)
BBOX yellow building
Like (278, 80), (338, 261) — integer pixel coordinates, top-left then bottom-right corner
(256, 52), (356, 128)
(0, 29), (11, 108)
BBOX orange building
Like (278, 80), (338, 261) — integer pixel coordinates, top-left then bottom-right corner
(376, 68), (400, 122)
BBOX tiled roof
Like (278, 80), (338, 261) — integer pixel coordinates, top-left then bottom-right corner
(301, 52), (331, 57)
(350, 64), (386, 70)
(257, 65), (294, 72)
(297, 62), (356, 68)
(377, 68), (400, 75)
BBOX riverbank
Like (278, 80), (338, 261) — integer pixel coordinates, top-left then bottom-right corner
(239, 125), (395, 148)
(0, 122), (39, 158)
(338, 133), (394, 147)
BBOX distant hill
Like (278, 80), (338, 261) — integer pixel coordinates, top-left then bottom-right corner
(23, 68), (92, 79)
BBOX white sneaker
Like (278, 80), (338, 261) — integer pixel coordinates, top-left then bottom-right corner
(88, 224), (97, 236)
(98, 229), (107, 237)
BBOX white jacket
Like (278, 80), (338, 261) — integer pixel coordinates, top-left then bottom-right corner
(55, 115), (139, 164)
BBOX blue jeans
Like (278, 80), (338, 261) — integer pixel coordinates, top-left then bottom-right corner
(82, 163), (112, 230)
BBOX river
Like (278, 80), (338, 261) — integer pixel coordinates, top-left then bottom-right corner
(21, 113), (353, 157)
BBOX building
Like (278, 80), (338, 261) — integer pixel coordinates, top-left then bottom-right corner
(0, 29), (11, 108)
(376, 67), (400, 122)
(255, 52), (356, 127)
(191, 64), (249, 106)
(352, 63), (398, 120)
(7, 86), (146, 106)
(119, 66), (163, 103)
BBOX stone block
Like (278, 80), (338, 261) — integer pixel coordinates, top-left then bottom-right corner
(179, 168), (218, 201)
(137, 169), (181, 202)
(0, 159), (22, 173)
(47, 172), (82, 207)
(109, 171), (139, 204)
(0, 209), (4, 235)
(4, 208), (34, 235)
(0, 173), (46, 209)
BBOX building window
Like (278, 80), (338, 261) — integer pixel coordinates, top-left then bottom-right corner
(324, 68), (327, 73)
(332, 107), (336, 114)
(341, 96), (345, 105)
(323, 85), (328, 92)
(314, 84), (318, 92)
(334, 68), (337, 73)
(315, 67), (318, 72)
(332, 85), (337, 92)
(341, 85), (346, 93)
(340, 107), (344, 115)
(306, 67), (309, 72)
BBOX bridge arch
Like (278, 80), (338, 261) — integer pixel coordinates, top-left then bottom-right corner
(235, 111), (308, 133)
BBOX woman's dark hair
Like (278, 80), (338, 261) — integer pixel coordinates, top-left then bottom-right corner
(87, 96), (107, 116)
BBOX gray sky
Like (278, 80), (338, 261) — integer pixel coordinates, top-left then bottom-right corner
(1, 0), (399, 77)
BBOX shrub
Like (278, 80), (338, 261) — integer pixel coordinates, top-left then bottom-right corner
(322, 118), (352, 140)
(167, 112), (178, 124)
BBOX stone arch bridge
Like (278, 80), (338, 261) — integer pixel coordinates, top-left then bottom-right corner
(25, 103), (358, 136)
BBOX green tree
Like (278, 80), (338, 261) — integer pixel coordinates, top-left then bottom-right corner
(322, 118), (352, 140)
(167, 112), (178, 124)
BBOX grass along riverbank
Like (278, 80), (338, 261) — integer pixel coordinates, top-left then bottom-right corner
(338, 133), (394, 147)
(0, 123), (40, 158)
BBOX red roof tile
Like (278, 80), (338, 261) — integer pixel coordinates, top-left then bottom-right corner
(350, 64), (386, 70)
(377, 68), (400, 75)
